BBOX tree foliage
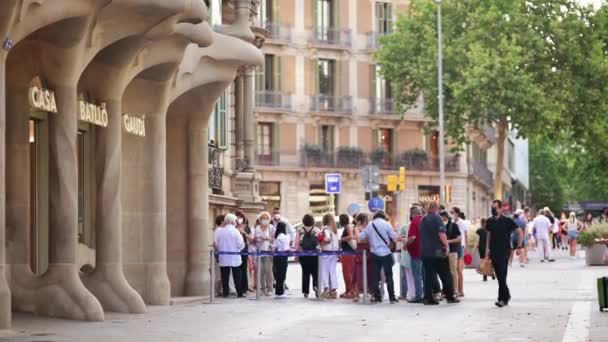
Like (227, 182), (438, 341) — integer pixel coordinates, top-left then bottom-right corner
(376, 0), (608, 202)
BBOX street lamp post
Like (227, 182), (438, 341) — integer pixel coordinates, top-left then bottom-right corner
(436, 0), (446, 205)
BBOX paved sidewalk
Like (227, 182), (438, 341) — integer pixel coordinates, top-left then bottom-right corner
(0, 252), (606, 342)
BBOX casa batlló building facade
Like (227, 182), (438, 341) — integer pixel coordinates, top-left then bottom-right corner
(0, 0), (265, 328)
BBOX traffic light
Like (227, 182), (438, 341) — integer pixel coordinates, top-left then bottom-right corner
(387, 175), (398, 192)
(399, 167), (406, 191)
(445, 184), (452, 204)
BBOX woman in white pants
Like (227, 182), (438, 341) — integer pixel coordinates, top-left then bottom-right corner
(320, 213), (339, 299)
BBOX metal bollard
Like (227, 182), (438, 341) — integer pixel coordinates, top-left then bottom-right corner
(210, 250), (216, 304)
(362, 250), (368, 304)
(256, 254), (261, 300)
(317, 251), (323, 301)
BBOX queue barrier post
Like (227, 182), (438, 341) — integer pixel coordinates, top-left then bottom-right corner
(317, 251), (323, 301)
(256, 253), (261, 300)
(362, 250), (368, 304)
(210, 250), (216, 304)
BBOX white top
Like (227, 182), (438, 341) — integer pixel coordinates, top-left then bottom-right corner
(273, 233), (291, 252)
(552, 220), (560, 233)
(456, 219), (470, 247)
(254, 225), (275, 251)
(274, 218), (296, 243)
(320, 226), (339, 251)
(214, 224), (245, 267)
(567, 220), (579, 232)
(533, 215), (552, 237)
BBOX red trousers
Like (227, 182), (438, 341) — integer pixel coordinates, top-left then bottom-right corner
(341, 255), (355, 293)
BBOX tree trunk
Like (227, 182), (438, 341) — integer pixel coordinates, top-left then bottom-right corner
(494, 118), (508, 201)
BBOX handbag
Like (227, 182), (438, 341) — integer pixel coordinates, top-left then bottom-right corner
(372, 223), (396, 252)
(478, 258), (494, 277)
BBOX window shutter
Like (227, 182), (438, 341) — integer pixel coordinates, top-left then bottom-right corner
(272, 123), (280, 163)
(256, 57), (266, 92)
(313, 58), (319, 95)
(376, 2), (384, 33)
(274, 56), (282, 92)
(272, 0), (279, 25)
(391, 129), (398, 157)
(373, 128), (379, 150)
(370, 64), (377, 111)
(218, 93), (228, 148)
(335, 60), (341, 97)
(333, 0), (339, 28)
(387, 3), (393, 33)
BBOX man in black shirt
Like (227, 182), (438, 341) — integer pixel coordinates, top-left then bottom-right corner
(420, 202), (459, 305)
(486, 200), (523, 308)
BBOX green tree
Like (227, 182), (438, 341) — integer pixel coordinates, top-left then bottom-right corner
(376, 0), (604, 200)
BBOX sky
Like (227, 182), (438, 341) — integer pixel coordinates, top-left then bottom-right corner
(578, 0), (602, 8)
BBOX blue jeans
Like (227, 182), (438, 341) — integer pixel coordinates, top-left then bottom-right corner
(410, 257), (423, 300)
(400, 265), (408, 298)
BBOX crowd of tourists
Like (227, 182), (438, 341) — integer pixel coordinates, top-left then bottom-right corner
(213, 203), (601, 307)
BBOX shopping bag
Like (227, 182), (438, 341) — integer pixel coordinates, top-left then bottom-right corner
(464, 252), (473, 266)
(478, 258), (494, 277)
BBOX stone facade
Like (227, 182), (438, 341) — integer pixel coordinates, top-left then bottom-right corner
(0, 0), (263, 328)
(253, 0), (496, 224)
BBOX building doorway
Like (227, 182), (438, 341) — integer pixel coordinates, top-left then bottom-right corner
(28, 118), (49, 275)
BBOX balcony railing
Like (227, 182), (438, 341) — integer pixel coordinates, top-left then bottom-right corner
(256, 147), (461, 172)
(255, 90), (292, 110)
(309, 27), (352, 48)
(470, 159), (494, 187)
(208, 145), (224, 193)
(366, 31), (390, 50)
(310, 95), (353, 114)
(264, 22), (293, 42)
(370, 98), (395, 115)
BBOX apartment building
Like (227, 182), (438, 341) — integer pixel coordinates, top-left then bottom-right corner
(251, 0), (496, 223)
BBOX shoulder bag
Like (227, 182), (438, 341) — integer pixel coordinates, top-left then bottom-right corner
(372, 223), (396, 252)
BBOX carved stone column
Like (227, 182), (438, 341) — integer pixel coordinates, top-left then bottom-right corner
(235, 73), (245, 163)
(242, 66), (255, 172)
(233, 65), (265, 218)
(184, 118), (209, 296)
(82, 97), (146, 314)
(0, 51), (12, 329)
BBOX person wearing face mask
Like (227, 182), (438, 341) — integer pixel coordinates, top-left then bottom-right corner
(485, 200), (523, 308)
(272, 207), (295, 246)
(441, 210), (461, 298)
(235, 211), (254, 295)
(254, 211), (275, 296)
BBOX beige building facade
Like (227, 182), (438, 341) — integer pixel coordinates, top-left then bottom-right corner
(252, 0), (495, 224)
(0, 0), (265, 328)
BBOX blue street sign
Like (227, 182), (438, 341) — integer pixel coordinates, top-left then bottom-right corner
(325, 173), (341, 194)
(368, 196), (385, 212)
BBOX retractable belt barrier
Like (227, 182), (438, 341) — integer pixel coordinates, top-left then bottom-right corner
(209, 249), (369, 304)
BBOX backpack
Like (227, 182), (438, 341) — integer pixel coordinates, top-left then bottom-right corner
(301, 228), (319, 251)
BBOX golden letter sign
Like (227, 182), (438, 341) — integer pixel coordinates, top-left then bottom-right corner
(122, 114), (145, 137)
(28, 86), (57, 113)
(78, 101), (108, 127)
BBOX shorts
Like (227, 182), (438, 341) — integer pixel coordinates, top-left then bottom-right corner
(568, 230), (579, 242)
(457, 246), (464, 259)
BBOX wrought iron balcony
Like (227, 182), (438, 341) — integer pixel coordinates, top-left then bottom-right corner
(264, 22), (293, 42)
(255, 90), (292, 111)
(366, 31), (389, 50)
(370, 98), (395, 115)
(470, 159), (494, 188)
(309, 27), (352, 49)
(208, 145), (224, 194)
(310, 95), (353, 114)
(256, 146), (460, 173)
